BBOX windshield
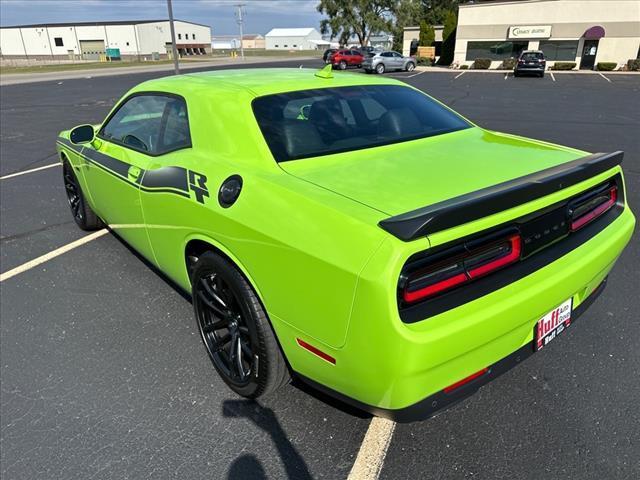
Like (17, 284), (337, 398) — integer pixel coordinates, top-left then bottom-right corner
(252, 85), (471, 162)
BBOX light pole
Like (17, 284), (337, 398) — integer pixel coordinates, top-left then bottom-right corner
(167, 0), (180, 74)
(236, 4), (245, 60)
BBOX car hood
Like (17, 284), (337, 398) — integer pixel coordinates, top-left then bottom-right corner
(279, 127), (586, 216)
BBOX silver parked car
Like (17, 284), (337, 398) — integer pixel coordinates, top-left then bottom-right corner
(362, 51), (416, 74)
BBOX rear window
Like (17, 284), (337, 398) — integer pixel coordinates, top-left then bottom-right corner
(521, 52), (544, 60)
(252, 85), (471, 162)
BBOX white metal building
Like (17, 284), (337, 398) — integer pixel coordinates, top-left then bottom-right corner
(0, 20), (212, 61)
(455, 0), (640, 69)
(264, 28), (325, 50)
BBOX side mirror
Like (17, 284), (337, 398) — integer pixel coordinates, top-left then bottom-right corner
(69, 124), (95, 145)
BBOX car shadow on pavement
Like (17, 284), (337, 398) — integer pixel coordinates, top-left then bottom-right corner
(223, 399), (313, 480)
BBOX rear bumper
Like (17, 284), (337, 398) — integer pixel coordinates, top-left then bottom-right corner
(298, 277), (608, 422)
(515, 65), (545, 72)
(283, 195), (634, 420)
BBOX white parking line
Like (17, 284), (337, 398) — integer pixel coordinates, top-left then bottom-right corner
(550, 71), (556, 82)
(0, 229), (108, 282)
(504, 73), (509, 80)
(405, 70), (425, 78)
(347, 417), (396, 480)
(454, 71), (466, 79)
(598, 72), (612, 83)
(0, 162), (60, 180)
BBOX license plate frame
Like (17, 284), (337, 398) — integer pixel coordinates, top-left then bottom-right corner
(535, 298), (573, 351)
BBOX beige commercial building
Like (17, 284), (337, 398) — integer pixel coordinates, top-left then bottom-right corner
(242, 34), (265, 49)
(455, 0), (640, 69)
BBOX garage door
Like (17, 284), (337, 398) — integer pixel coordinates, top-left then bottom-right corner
(80, 40), (105, 61)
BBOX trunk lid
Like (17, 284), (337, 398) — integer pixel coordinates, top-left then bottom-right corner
(280, 127), (586, 216)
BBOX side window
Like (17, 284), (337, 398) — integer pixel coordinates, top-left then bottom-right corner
(100, 95), (190, 155)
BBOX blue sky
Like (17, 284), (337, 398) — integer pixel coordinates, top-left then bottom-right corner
(0, 0), (324, 35)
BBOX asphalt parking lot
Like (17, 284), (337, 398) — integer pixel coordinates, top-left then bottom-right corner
(1, 60), (638, 479)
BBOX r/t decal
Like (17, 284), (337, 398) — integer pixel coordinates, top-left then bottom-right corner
(188, 170), (209, 204)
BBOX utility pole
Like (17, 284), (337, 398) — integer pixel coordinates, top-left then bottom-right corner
(167, 0), (180, 74)
(236, 4), (245, 60)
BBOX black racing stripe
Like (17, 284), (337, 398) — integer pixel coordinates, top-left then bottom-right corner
(57, 137), (191, 199)
(140, 166), (189, 192)
(81, 145), (137, 179)
(139, 187), (191, 198)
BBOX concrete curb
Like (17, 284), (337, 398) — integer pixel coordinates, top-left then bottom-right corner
(414, 66), (639, 75)
(0, 56), (318, 86)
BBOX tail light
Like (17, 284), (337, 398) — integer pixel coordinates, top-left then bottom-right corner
(569, 185), (617, 231)
(402, 233), (521, 304)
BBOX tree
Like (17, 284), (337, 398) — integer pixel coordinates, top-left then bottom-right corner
(391, 0), (422, 51)
(318, 0), (416, 47)
(437, 8), (457, 65)
(419, 20), (435, 46)
(421, 0), (461, 25)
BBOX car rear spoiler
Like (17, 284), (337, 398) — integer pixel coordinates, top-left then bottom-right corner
(378, 151), (624, 241)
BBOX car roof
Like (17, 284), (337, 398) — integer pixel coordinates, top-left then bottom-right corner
(521, 50), (543, 54)
(133, 68), (404, 98)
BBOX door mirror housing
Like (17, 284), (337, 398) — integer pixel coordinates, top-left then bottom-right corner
(69, 124), (95, 145)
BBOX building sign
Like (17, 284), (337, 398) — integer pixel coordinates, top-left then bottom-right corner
(508, 25), (552, 39)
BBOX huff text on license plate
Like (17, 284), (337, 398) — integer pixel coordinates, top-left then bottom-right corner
(535, 298), (573, 351)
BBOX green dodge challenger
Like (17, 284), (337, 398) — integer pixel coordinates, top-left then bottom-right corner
(57, 67), (635, 421)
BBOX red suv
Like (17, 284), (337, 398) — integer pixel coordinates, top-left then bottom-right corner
(330, 49), (364, 70)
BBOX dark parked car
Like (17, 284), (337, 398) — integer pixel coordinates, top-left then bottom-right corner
(323, 48), (338, 64)
(330, 49), (365, 70)
(514, 50), (546, 77)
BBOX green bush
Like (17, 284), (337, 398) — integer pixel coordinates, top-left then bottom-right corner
(472, 58), (491, 69)
(596, 62), (617, 71)
(626, 59), (640, 71)
(500, 58), (517, 69)
(416, 57), (432, 66)
(460, 64), (469, 70)
(550, 62), (576, 70)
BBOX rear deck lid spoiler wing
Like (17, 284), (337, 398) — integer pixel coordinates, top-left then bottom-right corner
(379, 151), (624, 241)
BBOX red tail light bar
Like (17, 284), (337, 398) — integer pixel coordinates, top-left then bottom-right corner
(570, 186), (617, 231)
(402, 234), (522, 304)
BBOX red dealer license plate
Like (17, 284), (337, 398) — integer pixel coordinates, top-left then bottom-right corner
(535, 298), (573, 351)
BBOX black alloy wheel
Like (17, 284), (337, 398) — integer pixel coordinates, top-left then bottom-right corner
(63, 162), (83, 224)
(62, 160), (103, 230)
(192, 252), (290, 398)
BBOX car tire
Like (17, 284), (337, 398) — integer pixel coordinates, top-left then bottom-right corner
(406, 62), (415, 72)
(192, 251), (290, 399)
(539, 72), (545, 78)
(62, 159), (104, 231)
(339, 60), (347, 70)
(357, 64), (362, 68)
(513, 70), (519, 77)
(364, 69), (372, 74)
(376, 63), (385, 74)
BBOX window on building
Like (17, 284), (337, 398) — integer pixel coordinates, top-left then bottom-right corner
(126, 41), (130, 46)
(178, 33), (182, 40)
(284, 45), (288, 48)
(192, 34), (196, 39)
(538, 40), (579, 61)
(54, 37), (64, 47)
(275, 44), (279, 47)
(293, 44), (297, 48)
(465, 41), (528, 61)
